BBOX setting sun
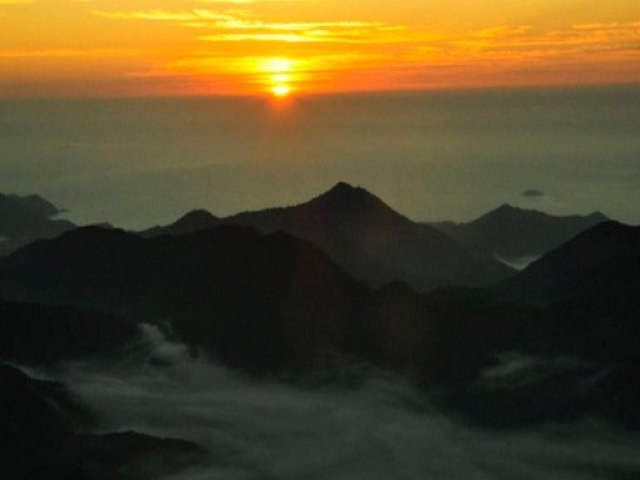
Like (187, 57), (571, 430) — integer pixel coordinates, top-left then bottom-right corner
(261, 57), (295, 98)
(272, 85), (291, 98)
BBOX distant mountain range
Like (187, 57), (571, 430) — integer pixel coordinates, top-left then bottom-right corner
(143, 182), (511, 291)
(0, 192), (76, 255)
(4, 185), (611, 292)
(430, 204), (608, 265)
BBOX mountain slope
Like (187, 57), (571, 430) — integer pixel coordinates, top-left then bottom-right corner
(0, 362), (203, 479)
(431, 204), (608, 262)
(222, 182), (510, 291)
(0, 224), (494, 379)
(498, 221), (640, 366)
(0, 225), (378, 373)
(501, 221), (640, 308)
(3, 222), (640, 427)
(140, 209), (220, 238)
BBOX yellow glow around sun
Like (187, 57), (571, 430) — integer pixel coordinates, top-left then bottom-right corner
(261, 57), (295, 98)
(262, 58), (294, 73)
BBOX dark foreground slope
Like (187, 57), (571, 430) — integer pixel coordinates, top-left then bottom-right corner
(499, 221), (640, 360)
(432, 204), (608, 263)
(448, 221), (640, 428)
(0, 224), (502, 380)
(502, 221), (640, 307)
(146, 182), (510, 291)
(0, 225), (375, 373)
(2, 221), (640, 428)
(0, 363), (202, 480)
(0, 299), (138, 365)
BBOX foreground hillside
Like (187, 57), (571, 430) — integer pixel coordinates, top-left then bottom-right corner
(2, 220), (640, 428)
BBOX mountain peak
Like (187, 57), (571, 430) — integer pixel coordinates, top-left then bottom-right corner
(492, 203), (522, 215)
(587, 211), (609, 222)
(176, 209), (218, 224)
(139, 209), (220, 238)
(310, 182), (383, 210)
(326, 181), (367, 196)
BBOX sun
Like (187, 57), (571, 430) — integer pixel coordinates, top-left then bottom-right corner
(272, 84), (290, 98)
(259, 57), (296, 98)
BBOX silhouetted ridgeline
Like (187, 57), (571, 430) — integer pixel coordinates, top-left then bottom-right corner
(140, 209), (220, 238)
(431, 203), (608, 263)
(145, 182), (512, 291)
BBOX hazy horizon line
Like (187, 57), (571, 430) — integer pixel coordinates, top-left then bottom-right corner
(2, 80), (639, 102)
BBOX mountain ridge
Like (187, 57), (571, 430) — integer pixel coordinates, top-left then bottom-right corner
(142, 182), (511, 291)
(430, 203), (609, 262)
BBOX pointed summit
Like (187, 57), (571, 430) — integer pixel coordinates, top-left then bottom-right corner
(329, 181), (356, 193)
(305, 182), (400, 220)
(313, 182), (377, 204)
(323, 181), (370, 198)
(225, 182), (504, 291)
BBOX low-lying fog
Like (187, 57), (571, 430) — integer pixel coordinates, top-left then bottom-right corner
(32, 325), (640, 480)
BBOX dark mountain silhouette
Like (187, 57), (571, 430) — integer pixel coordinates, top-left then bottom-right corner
(431, 204), (608, 264)
(0, 362), (203, 479)
(0, 192), (76, 255)
(3, 220), (640, 428)
(0, 225), (375, 373)
(0, 224), (498, 381)
(425, 218), (640, 428)
(496, 221), (640, 376)
(140, 209), (220, 238)
(502, 221), (640, 316)
(142, 182), (510, 291)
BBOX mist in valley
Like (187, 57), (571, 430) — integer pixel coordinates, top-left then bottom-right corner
(27, 324), (639, 480)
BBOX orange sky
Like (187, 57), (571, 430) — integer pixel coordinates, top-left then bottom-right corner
(1, 0), (639, 97)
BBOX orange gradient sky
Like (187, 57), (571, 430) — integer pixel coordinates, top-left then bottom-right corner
(1, 0), (639, 97)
